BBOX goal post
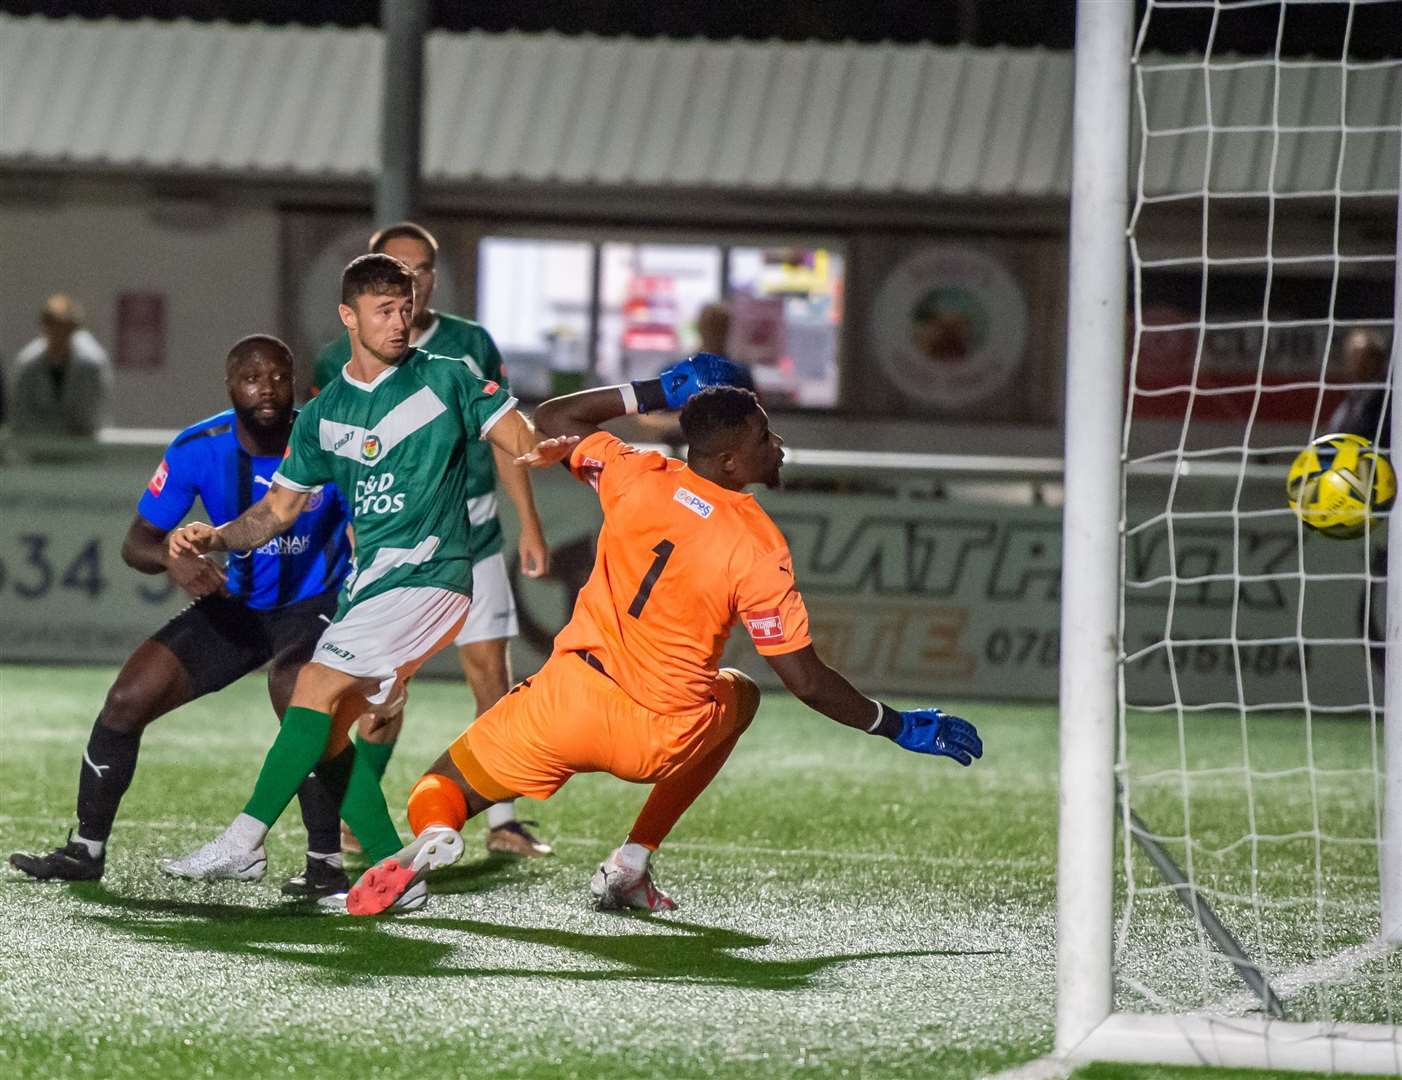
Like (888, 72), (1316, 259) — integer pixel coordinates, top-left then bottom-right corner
(1385, 122), (1402, 945)
(1056, 0), (1133, 1056)
(1058, 0), (1402, 1072)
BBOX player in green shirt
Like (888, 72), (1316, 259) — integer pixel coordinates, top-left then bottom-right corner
(158, 253), (576, 892)
(311, 222), (552, 859)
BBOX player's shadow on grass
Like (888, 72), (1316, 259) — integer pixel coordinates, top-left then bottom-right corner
(69, 884), (1002, 991)
(413, 915), (1004, 990)
(70, 884), (472, 984)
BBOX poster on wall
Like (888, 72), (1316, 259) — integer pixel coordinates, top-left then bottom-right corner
(727, 294), (786, 367)
(115, 291), (165, 370)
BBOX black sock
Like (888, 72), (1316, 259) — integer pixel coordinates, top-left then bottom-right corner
(75, 721), (142, 846)
(295, 774), (342, 856)
(301, 745), (355, 854)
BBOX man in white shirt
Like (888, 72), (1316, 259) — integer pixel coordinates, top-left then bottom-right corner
(9, 294), (113, 437)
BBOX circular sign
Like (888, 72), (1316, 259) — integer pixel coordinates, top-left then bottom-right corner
(871, 246), (1029, 410)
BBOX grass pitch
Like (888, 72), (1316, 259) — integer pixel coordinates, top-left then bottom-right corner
(0, 665), (1393, 1079)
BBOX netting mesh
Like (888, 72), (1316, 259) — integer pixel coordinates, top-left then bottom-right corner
(1117, 0), (1402, 1024)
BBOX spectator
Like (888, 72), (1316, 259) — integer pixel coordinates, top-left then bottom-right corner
(1328, 328), (1391, 447)
(10, 294), (113, 437)
(694, 301), (756, 393)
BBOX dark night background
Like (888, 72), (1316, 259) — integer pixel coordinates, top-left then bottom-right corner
(2, 0), (1401, 58)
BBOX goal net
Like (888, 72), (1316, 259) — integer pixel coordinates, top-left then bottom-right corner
(1061, 0), (1402, 1072)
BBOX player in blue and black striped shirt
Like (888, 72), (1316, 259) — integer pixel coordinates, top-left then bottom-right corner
(9, 335), (356, 896)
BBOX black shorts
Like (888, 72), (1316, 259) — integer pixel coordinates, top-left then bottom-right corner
(150, 588), (339, 699)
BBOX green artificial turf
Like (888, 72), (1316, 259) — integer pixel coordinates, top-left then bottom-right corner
(0, 665), (1394, 1079)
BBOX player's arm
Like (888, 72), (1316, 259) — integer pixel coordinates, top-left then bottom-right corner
(167, 483), (308, 558)
(533, 353), (751, 440)
(491, 443), (550, 577)
(121, 515), (226, 598)
(765, 646), (983, 766)
(486, 407), (580, 469)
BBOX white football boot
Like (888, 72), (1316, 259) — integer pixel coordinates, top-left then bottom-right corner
(160, 834), (267, 882)
(590, 850), (677, 913)
(345, 825), (463, 916)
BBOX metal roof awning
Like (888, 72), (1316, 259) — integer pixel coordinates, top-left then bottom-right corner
(1, 14), (1396, 200)
(0, 15), (1073, 198)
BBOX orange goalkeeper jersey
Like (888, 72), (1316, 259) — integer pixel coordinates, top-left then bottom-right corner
(553, 431), (811, 715)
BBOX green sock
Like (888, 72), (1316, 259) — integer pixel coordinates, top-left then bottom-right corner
(341, 737), (402, 863)
(243, 706), (333, 827)
(361, 736), (395, 780)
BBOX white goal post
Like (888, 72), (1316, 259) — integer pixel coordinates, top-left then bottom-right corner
(1057, 0), (1402, 1073)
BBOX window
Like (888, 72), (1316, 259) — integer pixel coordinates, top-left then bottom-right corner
(477, 233), (844, 408)
(598, 242), (722, 384)
(478, 237), (593, 399)
(726, 246), (844, 408)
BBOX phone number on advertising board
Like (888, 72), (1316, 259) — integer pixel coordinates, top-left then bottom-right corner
(0, 534), (175, 605)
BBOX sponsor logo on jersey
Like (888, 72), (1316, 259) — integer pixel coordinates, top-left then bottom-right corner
(320, 641), (355, 661)
(483, 380), (500, 396)
(354, 471), (405, 515)
(147, 459), (169, 496)
(577, 456), (605, 492)
(253, 534), (312, 557)
(361, 434), (382, 461)
(744, 608), (786, 645)
(673, 487), (713, 519)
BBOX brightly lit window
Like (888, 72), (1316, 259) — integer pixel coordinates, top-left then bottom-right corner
(726, 246), (844, 408)
(477, 235), (844, 409)
(477, 237), (593, 399)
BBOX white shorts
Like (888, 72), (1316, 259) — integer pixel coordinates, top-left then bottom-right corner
(453, 552), (519, 647)
(314, 586), (469, 705)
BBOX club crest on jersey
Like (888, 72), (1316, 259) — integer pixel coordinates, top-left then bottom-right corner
(744, 608), (785, 644)
(304, 489), (325, 512)
(361, 435), (382, 461)
(673, 487), (713, 519)
(147, 459), (169, 496)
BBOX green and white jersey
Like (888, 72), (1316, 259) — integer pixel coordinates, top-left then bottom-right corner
(276, 347), (517, 617)
(312, 312), (510, 562)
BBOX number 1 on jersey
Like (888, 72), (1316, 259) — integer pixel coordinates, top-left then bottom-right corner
(628, 539), (675, 618)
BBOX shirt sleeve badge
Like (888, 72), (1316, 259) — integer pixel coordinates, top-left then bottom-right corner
(743, 608), (786, 645)
(147, 458), (169, 496)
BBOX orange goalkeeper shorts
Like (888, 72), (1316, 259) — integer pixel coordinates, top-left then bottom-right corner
(450, 651), (745, 801)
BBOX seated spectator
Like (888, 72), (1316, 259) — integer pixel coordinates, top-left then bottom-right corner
(10, 294), (113, 437)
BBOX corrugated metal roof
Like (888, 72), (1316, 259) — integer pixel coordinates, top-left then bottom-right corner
(0, 14), (1077, 196)
(1, 15), (1397, 199)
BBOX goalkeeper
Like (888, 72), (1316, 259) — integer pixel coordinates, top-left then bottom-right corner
(347, 358), (983, 916)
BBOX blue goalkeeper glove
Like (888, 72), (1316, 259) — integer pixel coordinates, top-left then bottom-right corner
(893, 708), (983, 766)
(650, 352), (751, 412)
